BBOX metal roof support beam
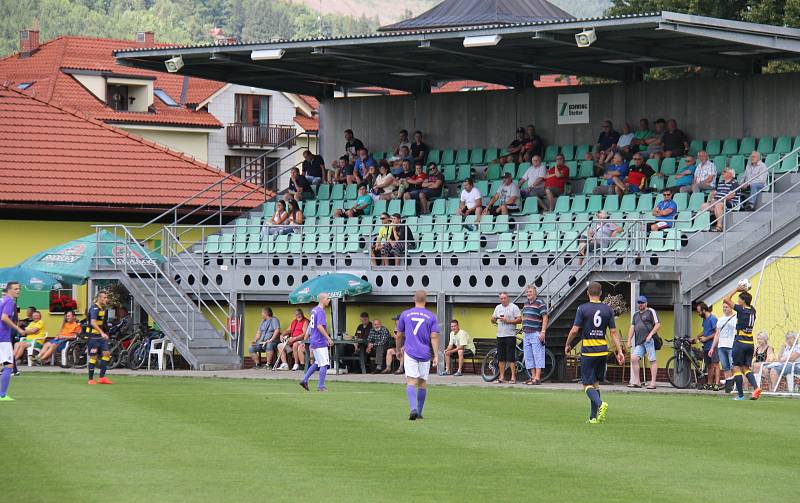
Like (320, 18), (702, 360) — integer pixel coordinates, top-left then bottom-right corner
(658, 21), (800, 54)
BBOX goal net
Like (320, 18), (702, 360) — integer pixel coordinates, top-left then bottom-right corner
(752, 255), (800, 395)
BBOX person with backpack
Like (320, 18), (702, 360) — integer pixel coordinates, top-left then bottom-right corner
(627, 296), (662, 389)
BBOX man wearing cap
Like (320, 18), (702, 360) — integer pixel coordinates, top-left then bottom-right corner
(494, 127), (527, 165)
(627, 296), (661, 389)
(485, 171), (521, 216)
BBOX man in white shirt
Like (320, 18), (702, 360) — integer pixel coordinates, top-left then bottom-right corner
(486, 172), (521, 216)
(457, 178), (483, 228)
(741, 151), (768, 210)
(686, 150), (716, 193)
(518, 155), (547, 199)
(491, 292), (522, 384)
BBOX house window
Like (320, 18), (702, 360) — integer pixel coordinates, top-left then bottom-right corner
(154, 88), (178, 106)
(107, 84), (129, 111)
(225, 155), (278, 190)
(460, 86), (485, 92)
(17, 82), (33, 90)
(234, 94), (270, 126)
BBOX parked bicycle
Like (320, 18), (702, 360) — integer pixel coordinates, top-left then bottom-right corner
(481, 330), (556, 383)
(126, 327), (165, 370)
(665, 335), (708, 389)
(107, 322), (145, 370)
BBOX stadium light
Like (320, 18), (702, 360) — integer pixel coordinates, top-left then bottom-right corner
(463, 35), (501, 48)
(575, 29), (597, 48)
(164, 56), (184, 73)
(251, 49), (285, 61)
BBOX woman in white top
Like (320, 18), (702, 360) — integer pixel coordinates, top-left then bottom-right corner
(372, 163), (396, 201)
(263, 200), (291, 236)
(709, 301), (737, 392)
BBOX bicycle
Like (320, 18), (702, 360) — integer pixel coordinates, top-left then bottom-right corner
(126, 328), (164, 370)
(481, 330), (556, 383)
(665, 335), (708, 389)
(107, 323), (145, 370)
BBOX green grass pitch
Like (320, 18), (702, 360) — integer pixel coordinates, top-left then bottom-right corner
(3, 374), (798, 502)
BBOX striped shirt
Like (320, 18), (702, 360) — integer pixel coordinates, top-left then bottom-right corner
(714, 179), (740, 206)
(522, 299), (548, 333)
(694, 160), (717, 187)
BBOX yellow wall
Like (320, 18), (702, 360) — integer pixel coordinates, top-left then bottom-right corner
(118, 126), (210, 162)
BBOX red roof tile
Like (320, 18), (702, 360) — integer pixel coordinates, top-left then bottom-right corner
(294, 115), (319, 132)
(0, 86), (262, 212)
(0, 36), (226, 128)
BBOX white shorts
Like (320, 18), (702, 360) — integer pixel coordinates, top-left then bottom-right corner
(404, 354), (431, 380)
(0, 341), (13, 365)
(312, 347), (330, 367)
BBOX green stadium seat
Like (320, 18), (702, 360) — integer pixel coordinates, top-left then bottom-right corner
(620, 193), (637, 213)
(336, 234), (360, 254)
(674, 212), (692, 231)
(440, 149), (455, 165)
(517, 195), (537, 215)
(663, 228), (681, 251)
(570, 195), (587, 213)
(792, 135), (800, 151)
(442, 165), (457, 182)
(204, 235), (221, 254)
(565, 161), (578, 178)
(757, 136), (774, 155)
(524, 214), (542, 232)
(705, 139), (721, 157)
(729, 155), (746, 175)
(301, 234), (318, 254)
(489, 232), (517, 253)
(448, 215), (463, 233)
(283, 234), (300, 254)
(646, 158), (660, 173)
(603, 195), (619, 213)
(540, 213), (558, 232)
(303, 217), (318, 235)
(764, 153), (781, 171)
(521, 231), (542, 253)
(489, 180), (503, 196)
(738, 137), (755, 156)
(560, 231), (581, 253)
(218, 234), (234, 254)
(344, 184), (358, 200)
(561, 144), (575, 161)
(426, 149), (441, 165)
(267, 234), (285, 254)
(688, 139), (704, 156)
(660, 158), (677, 176)
(577, 160), (594, 179)
(721, 138), (738, 156)
(429, 199), (446, 216)
(331, 184), (346, 200)
(476, 215), (494, 234)
(687, 211), (711, 232)
(553, 195), (571, 214)
(475, 180), (489, 196)
(711, 155), (727, 172)
(665, 175), (678, 189)
(493, 215), (510, 234)
(343, 217), (360, 235)
(411, 233), (441, 254)
(574, 144), (591, 159)
(416, 215), (433, 234)
(649, 176), (665, 192)
(469, 148), (484, 165)
(373, 199), (388, 216)
(328, 201), (343, 217)
(774, 136), (792, 155)
(779, 153), (798, 173)
(247, 233), (263, 254)
(486, 165), (501, 181)
(501, 162), (516, 177)
(387, 199), (401, 215)
(636, 193), (654, 213)
(677, 157), (688, 171)
(582, 177), (598, 195)
(317, 234), (334, 254)
(303, 200), (319, 218)
(572, 215), (591, 235)
(688, 192), (706, 212)
(455, 149), (470, 165)
(316, 184), (331, 200)
(672, 192), (688, 212)
(401, 199), (416, 217)
(645, 231), (665, 252)
(248, 216), (262, 234)
(544, 145), (559, 162)
(516, 162), (531, 178)
(328, 217), (343, 235)
(586, 194), (603, 214)
(372, 151), (384, 160)
(234, 218), (248, 237)
(456, 165), (472, 182)
(262, 201), (276, 218)
(484, 148), (499, 163)
(557, 213), (574, 232)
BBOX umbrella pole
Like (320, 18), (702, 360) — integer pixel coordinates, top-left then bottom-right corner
(331, 298), (339, 375)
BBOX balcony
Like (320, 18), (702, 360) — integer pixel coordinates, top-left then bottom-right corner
(226, 123), (296, 148)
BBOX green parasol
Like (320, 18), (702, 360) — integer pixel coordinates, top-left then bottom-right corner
(288, 273), (372, 305)
(0, 266), (62, 291)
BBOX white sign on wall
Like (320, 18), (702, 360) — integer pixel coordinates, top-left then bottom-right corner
(557, 93), (590, 124)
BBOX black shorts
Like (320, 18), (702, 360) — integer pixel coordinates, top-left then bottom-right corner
(496, 337), (517, 362)
(732, 342), (754, 367)
(703, 349), (719, 365)
(581, 355), (607, 385)
(87, 337), (109, 354)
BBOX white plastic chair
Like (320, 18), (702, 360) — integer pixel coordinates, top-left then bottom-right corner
(26, 332), (48, 366)
(147, 337), (174, 370)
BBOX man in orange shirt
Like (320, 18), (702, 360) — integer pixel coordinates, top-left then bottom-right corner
(37, 310), (81, 363)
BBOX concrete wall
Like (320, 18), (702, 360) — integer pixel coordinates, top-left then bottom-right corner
(119, 126), (209, 162)
(320, 72), (800, 162)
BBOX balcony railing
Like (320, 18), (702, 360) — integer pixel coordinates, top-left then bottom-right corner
(226, 123), (297, 148)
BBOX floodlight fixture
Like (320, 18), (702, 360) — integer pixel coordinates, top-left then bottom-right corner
(463, 35), (501, 48)
(575, 29), (597, 48)
(251, 49), (285, 61)
(164, 56), (184, 73)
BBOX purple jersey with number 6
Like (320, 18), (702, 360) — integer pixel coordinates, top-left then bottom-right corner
(309, 305), (328, 349)
(397, 307), (439, 362)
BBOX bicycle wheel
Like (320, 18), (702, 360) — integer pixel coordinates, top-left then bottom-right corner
(540, 349), (556, 382)
(515, 356), (531, 382)
(108, 342), (124, 369)
(69, 342), (87, 369)
(666, 353), (692, 389)
(481, 349), (500, 382)
(127, 341), (147, 370)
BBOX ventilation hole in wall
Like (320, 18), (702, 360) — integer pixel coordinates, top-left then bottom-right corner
(434, 257), (442, 267)
(453, 275), (461, 288)
(530, 256), (539, 267)
(361, 275), (368, 282)
(287, 258), (295, 267)
(546, 254), (555, 265)
(498, 256), (506, 267)
(485, 276), (494, 287)
(272, 257), (280, 267)
(376, 275), (384, 287)
(650, 256), (659, 266)
(534, 276), (543, 288)
(419, 257), (428, 267)
(187, 274), (195, 286)
(615, 257), (624, 266)
(216, 258), (223, 266)
(406, 275), (414, 287)
(518, 275), (526, 288)
(301, 275), (308, 283)
(315, 257), (323, 267)
(215, 275), (223, 286)
(450, 256), (458, 267)
(201, 275), (209, 286)
(501, 275), (509, 287)
(345, 257), (352, 267)
(244, 257), (252, 266)
(422, 275), (429, 287)
(391, 275), (399, 287)
(301, 258), (308, 267)
(243, 275), (251, 286)
(258, 275), (265, 286)
(482, 255), (490, 266)
(202, 258), (209, 267)
(174, 275), (181, 285)
(469, 275), (477, 287)
(272, 275), (280, 287)
(515, 257), (522, 267)
(286, 275), (295, 286)
(568, 275), (576, 287)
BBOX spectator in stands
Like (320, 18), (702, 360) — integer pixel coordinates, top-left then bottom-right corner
(354, 147), (377, 180)
(752, 331), (775, 379)
(617, 153), (653, 196)
(391, 159), (414, 198)
(276, 308), (309, 371)
(594, 120), (620, 166)
(457, 178), (483, 227)
(741, 151), (768, 210)
(627, 296), (661, 389)
(410, 131), (429, 165)
(394, 129), (411, 157)
(404, 163), (443, 214)
(354, 312), (371, 341)
(593, 153), (628, 195)
(701, 168), (740, 232)
(767, 332), (799, 387)
(248, 307), (281, 369)
(36, 310), (81, 364)
(385, 213), (410, 265)
(336, 184), (373, 219)
(325, 155), (339, 185)
(285, 199), (304, 234)
(371, 212), (392, 266)
(686, 150), (716, 193)
(496, 128), (527, 165)
(613, 122), (636, 160)
(671, 155), (696, 192)
(287, 167), (313, 202)
(12, 310), (45, 362)
(522, 124), (544, 162)
(542, 154), (570, 212)
(485, 172), (520, 215)
(651, 189), (678, 231)
(398, 161), (426, 199)
(521, 286), (548, 385)
(371, 162), (396, 201)
(645, 118), (667, 160)
(391, 146), (414, 176)
(632, 118), (653, 154)
(367, 318), (393, 373)
(491, 292), (522, 384)
(263, 200), (291, 236)
(344, 129), (364, 167)
(662, 119), (689, 158)
(443, 320), (475, 376)
(362, 163), (378, 189)
(339, 155), (358, 184)
(577, 211), (622, 265)
(301, 150), (324, 187)
(694, 302), (719, 389)
(518, 154), (547, 199)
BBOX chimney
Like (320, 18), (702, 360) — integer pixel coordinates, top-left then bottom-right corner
(19, 29), (40, 58)
(135, 31), (155, 46)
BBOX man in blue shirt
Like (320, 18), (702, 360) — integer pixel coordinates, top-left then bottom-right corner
(353, 147), (377, 180)
(671, 155), (696, 191)
(593, 152), (628, 195)
(695, 302), (719, 390)
(650, 189), (678, 231)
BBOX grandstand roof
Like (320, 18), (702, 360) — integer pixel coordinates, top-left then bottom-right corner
(0, 86), (262, 214)
(114, 11), (800, 98)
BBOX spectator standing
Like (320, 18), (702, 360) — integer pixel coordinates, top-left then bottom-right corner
(577, 211), (622, 265)
(688, 150), (716, 193)
(301, 150), (325, 187)
(617, 153), (653, 196)
(627, 296), (661, 389)
(522, 124), (544, 161)
(491, 292), (522, 384)
(344, 129), (364, 167)
(486, 172), (521, 215)
(404, 163), (443, 214)
(671, 155), (696, 193)
(518, 155), (547, 199)
(521, 286), (549, 385)
(709, 301), (738, 393)
(457, 178), (483, 228)
(542, 154), (570, 212)
(700, 168), (739, 232)
(741, 151), (768, 210)
(662, 119), (689, 158)
(248, 307), (281, 369)
(594, 120), (620, 166)
(593, 153), (628, 195)
(650, 189), (678, 231)
(287, 167), (313, 202)
(393, 129), (412, 157)
(335, 184), (373, 218)
(367, 319), (393, 373)
(443, 320), (475, 376)
(276, 308), (309, 371)
(410, 131), (429, 165)
(695, 302), (719, 390)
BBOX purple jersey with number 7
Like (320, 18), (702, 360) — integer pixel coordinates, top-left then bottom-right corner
(397, 307), (440, 361)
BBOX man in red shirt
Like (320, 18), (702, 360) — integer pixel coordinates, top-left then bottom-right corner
(617, 154), (654, 196)
(542, 154), (570, 212)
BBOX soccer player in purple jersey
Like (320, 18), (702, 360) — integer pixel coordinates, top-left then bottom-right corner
(396, 290), (440, 420)
(300, 293), (333, 392)
(1, 282), (26, 401)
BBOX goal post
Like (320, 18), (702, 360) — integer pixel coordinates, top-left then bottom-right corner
(752, 255), (800, 394)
